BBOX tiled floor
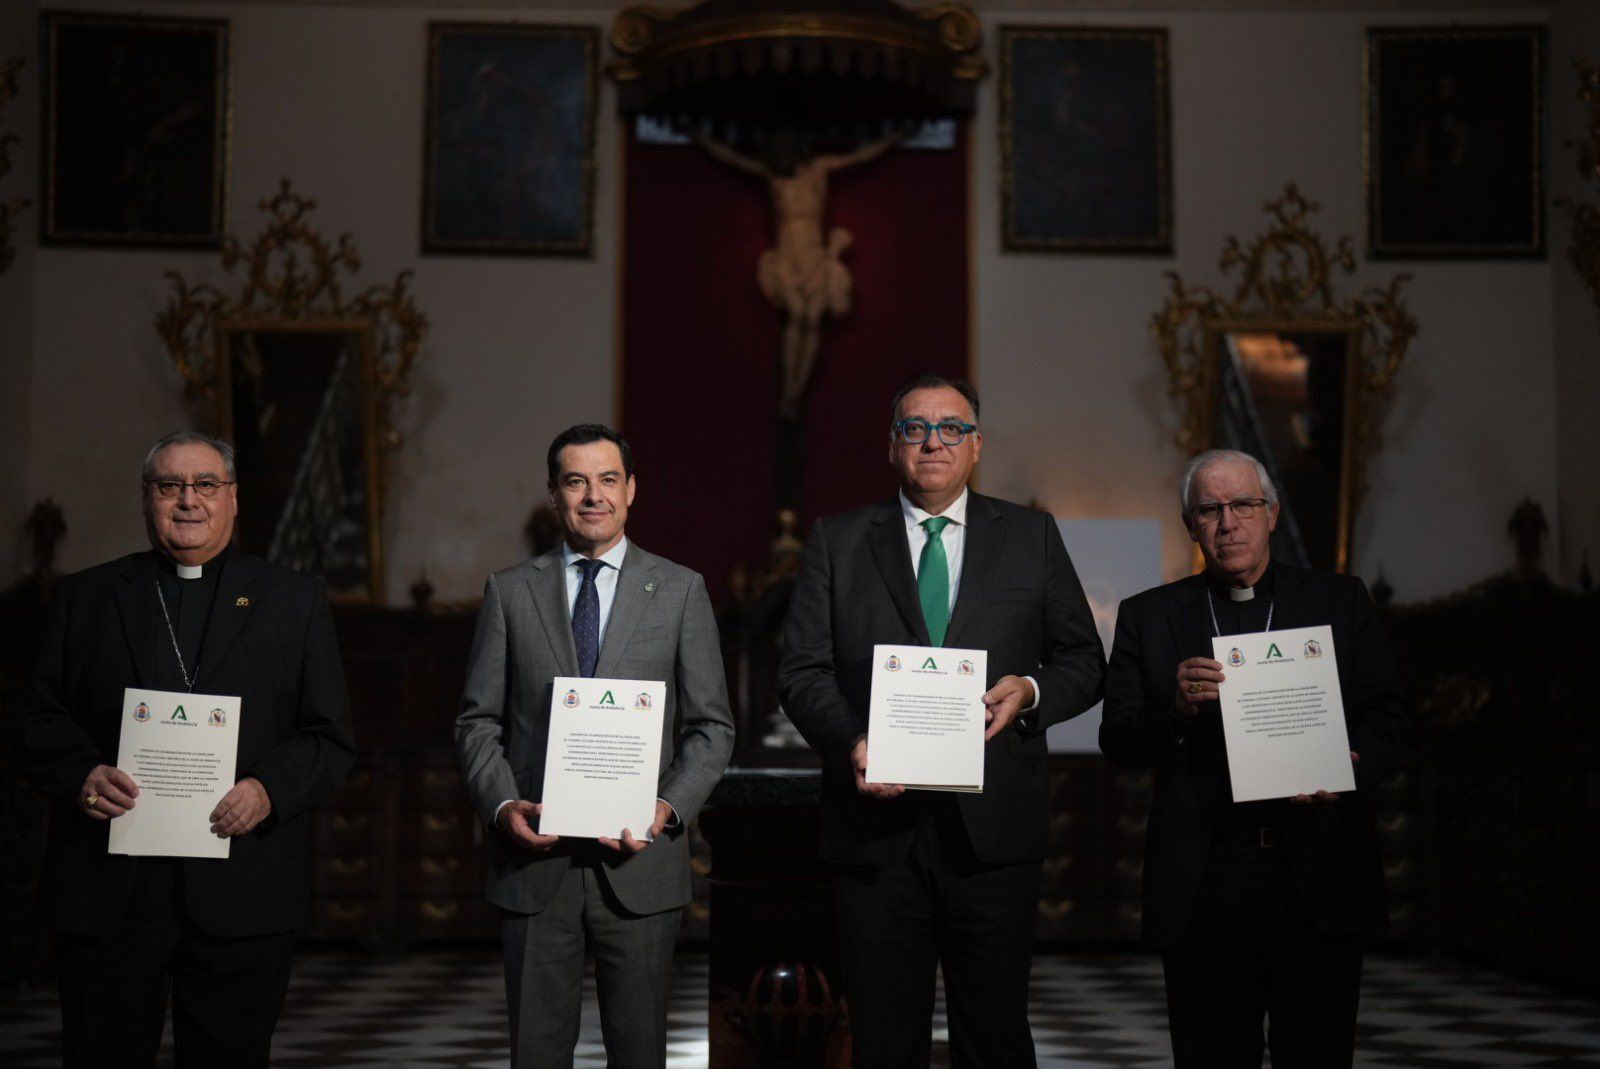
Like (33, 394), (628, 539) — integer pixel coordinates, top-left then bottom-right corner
(3, 949), (1599, 1067)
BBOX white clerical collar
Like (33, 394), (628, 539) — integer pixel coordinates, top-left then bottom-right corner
(1228, 585), (1255, 602)
(900, 487), (969, 530)
(562, 536), (629, 572)
(176, 562), (203, 580)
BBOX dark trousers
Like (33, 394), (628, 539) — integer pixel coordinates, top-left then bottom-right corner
(501, 858), (682, 1069)
(836, 798), (1041, 1069)
(55, 860), (296, 1069)
(1162, 836), (1364, 1069)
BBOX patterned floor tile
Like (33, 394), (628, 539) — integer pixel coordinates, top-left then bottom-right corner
(3, 950), (1598, 1067)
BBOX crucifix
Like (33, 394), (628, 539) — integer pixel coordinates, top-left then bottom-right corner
(696, 127), (909, 508)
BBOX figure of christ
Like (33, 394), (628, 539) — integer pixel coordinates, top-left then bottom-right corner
(696, 130), (908, 419)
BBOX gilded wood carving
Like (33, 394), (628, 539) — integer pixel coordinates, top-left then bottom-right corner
(1560, 60), (1600, 319)
(1153, 184), (1417, 570)
(157, 180), (426, 601)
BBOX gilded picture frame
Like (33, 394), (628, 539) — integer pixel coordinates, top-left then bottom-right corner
(41, 10), (231, 248)
(1365, 25), (1546, 259)
(422, 22), (599, 256)
(214, 320), (385, 603)
(1000, 26), (1172, 253)
(1200, 321), (1365, 573)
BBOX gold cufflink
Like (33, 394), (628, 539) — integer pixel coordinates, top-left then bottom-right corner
(236, 596), (250, 607)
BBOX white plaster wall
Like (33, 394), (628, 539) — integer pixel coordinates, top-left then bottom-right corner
(22, 1), (617, 602)
(976, 7), (1557, 599)
(13, 1), (1564, 605)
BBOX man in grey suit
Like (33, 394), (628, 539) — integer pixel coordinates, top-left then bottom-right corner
(455, 423), (735, 1069)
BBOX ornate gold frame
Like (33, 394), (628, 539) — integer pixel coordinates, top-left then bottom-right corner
(0, 57), (27, 275)
(1153, 184), (1417, 571)
(1560, 59), (1600, 318)
(157, 180), (427, 600)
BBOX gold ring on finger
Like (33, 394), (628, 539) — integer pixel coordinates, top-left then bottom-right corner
(85, 793), (99, 809)
(1188, 681), (1203, 694)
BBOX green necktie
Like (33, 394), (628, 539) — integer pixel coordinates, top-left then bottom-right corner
(918, 516), (952, 646)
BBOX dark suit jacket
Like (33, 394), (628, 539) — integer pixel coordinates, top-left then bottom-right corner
(8, 550), (356, 937)
(1099, 564), (1412, 949)
(778, 493), (1106, 868)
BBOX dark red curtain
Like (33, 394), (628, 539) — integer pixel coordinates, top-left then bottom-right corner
(620, 125), (970, 604)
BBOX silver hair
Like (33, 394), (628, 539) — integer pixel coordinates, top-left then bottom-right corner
(141, 430), (237, 482)
(1179, 449), (1278, 513)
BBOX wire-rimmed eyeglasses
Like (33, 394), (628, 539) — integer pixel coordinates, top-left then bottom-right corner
(1188, 498), (1270, 526)
(145, 479), (235, 499)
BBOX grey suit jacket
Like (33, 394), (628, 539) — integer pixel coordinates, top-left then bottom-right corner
(455, 542), (734, 916)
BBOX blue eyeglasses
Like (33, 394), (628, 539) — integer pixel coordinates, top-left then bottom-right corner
(893, 419), (978, 446)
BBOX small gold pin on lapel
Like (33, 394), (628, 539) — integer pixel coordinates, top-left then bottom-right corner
(644, 582), (656, 592)
(235, 596), (250, 607)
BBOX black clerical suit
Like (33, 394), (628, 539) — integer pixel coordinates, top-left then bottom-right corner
(9, 548), (356, 1068)
(1100, 564), (1411, 1068)
(779, 493), (1105, 1067)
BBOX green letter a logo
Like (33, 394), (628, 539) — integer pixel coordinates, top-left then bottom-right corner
(1265, 644), (1283, 659)
(171, 705), (188, 721)
(599, 690), (616, 706)
(921, 657), (938, 670)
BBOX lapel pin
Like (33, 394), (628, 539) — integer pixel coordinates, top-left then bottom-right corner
(645, 581), (656, 592)
(235, 596), (250, 607)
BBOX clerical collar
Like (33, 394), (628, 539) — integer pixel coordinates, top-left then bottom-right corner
(158, 545), (229, 581)
(1205, 563), (1274, 602)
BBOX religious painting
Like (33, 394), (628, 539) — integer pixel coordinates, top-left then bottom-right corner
(1209, 328), (1361, 573)
(1000, 26), (1171, 253)
(423, 22), (598, 255)
(40, 11), (230, 247)
(217, 325), (382, 602)
(1366, 25), (1545, 258)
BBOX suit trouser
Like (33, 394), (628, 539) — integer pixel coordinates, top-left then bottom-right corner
(1162, 834), (1365, 1069)
(836, 797), (1042, 1069)
(501, 858), (682, 1069)
(55, 859), (296, 1069)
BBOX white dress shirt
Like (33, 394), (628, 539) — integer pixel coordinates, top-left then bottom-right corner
(562, 536), (629, 640)
(898, 489), (1040, 714)
(900, 489), (967, 610)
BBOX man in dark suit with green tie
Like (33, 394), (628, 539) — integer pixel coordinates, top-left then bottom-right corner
(779, 374), (1106, 1067)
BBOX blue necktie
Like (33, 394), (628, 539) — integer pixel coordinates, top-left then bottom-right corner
(572, 559), (604, 678)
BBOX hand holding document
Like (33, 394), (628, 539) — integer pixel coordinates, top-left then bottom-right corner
(109, 687), (241, 859)
(1212, 625), (1356, 802)
(866, 645), (986, 793)
(538, 677), (665, 840)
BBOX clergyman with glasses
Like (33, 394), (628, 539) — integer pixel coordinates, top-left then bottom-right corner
(1099, 448), (1411, 1068)
(8, 429), (355, 1068)
(779, 373), (1105, 1066)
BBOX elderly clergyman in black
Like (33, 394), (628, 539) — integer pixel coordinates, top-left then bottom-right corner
(1100, 449), (1411, 1068)
(9, 430), (355, 1068)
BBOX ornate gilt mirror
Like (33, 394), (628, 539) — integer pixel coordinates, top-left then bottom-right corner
(1155, 185), (1417, 572)
(158, 181), (426, 601)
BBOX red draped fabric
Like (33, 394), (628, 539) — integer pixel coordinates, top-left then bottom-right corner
(620, 124), (970, 604)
